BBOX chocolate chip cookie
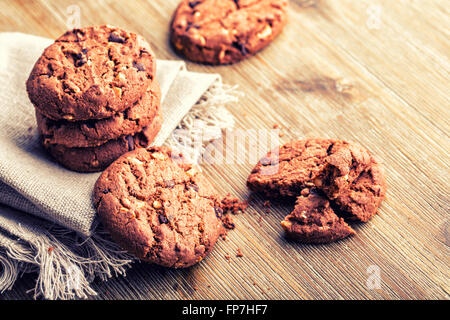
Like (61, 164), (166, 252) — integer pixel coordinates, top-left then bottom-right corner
(171, 0), (288, 64)
(93, 147), (223, 268)
(44, 110), (162, 172)
(248, 138), (386, 243)
(281, 190), (355, 243)
(26, 25), (156, 121)
(36, 80), (161, 148)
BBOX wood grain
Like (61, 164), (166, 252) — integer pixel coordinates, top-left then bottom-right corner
(0, 0), (448, 300)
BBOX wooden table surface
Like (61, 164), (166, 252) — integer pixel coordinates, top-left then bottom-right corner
(0, 0), (448, 300)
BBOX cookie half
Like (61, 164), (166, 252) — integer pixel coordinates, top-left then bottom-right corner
(27, 25), (156, 121)
(36, 80), (161, 148)
(93, 147), (223, 268)
(171, 0), (288, 64)
(43, 110), (162, 172)
(281, 190), (355, 243)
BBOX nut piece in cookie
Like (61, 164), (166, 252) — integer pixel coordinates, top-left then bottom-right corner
(333, 158), (386, 222)
(281, 190), (355, 243)
(93, 147), (222, 268)
(170, 0), (288, 64)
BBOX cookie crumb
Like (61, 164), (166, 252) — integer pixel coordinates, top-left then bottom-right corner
(263, 200), (271, 214)
(220, 230), (228, 240)
(221, 194), (248, 215)
(219, 194), (248, 231)
(222, 215), (235, 230)
(257, 216), (263, 227)
(236, 248), (243, 257)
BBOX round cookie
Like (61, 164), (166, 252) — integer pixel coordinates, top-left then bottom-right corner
(36, 80), (161, 148)
(26, 25), (156, 121)
(93, 147), (223, 268)
(170, 0), (288, 65)
(43, 110), (162, 172)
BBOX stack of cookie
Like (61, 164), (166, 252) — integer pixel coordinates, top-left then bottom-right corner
(26, 25), (162, 172)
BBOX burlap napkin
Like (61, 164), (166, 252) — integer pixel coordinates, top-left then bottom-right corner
(0, 33), (237, 299)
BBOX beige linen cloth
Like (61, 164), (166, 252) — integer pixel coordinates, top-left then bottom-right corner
(0, 33), (237, 299)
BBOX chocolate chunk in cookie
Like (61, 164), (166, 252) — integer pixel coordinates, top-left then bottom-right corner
(333, 158), (386, 222)
(43, 110), (162, 172)
(170, 0), (288, 64)
(36, 81), (161, 148)
(93, 147), (223, 268)
(281, 190), (355, 243)
(26, 25), (156, 121)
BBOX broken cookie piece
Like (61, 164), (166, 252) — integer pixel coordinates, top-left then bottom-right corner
(281, 190), (355, 243)
(317, 143), (373, 200)
(333, 157), (386, 222)
(248, 138), (386, 244)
